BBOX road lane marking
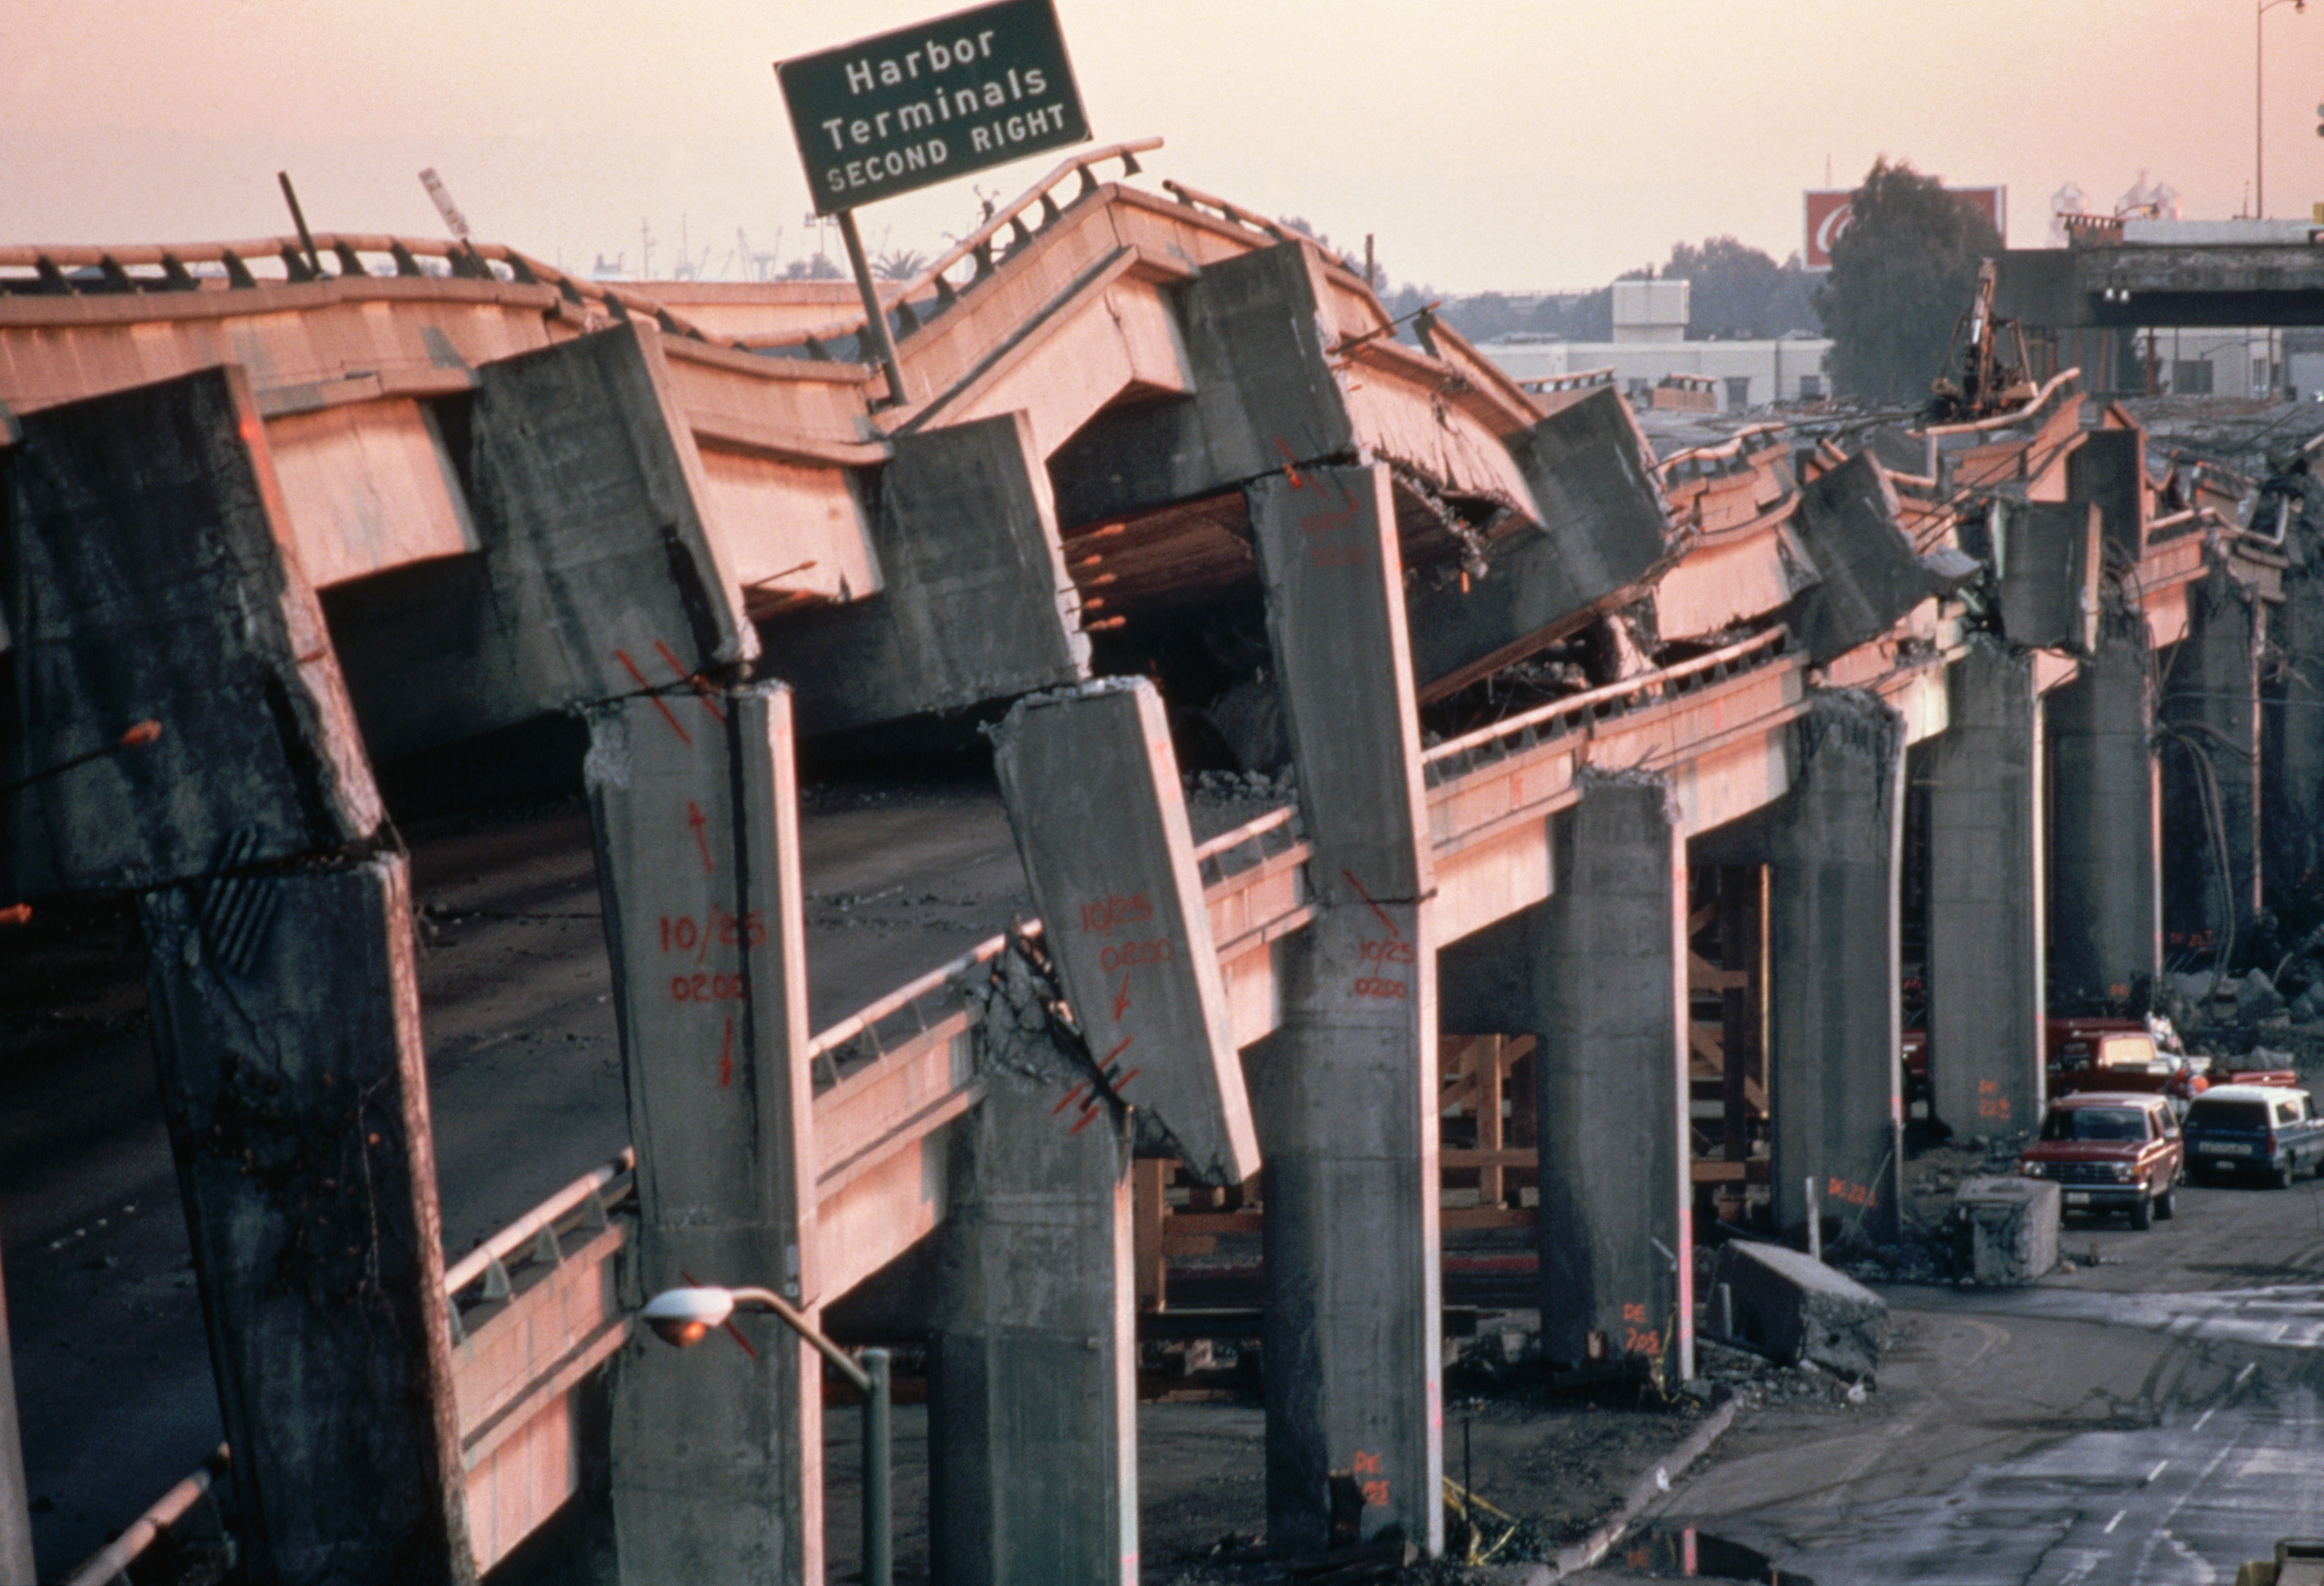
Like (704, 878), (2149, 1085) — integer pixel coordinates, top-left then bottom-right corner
(2236, 1362), (2258, 1387)
(2192, 1407), (2215, 1432)
(2143, 1460), (2169, 1485)
(2104, 1510), (2127, 1533)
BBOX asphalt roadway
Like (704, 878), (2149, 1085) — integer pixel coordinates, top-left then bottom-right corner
(1632, 1168), (2324, 1584)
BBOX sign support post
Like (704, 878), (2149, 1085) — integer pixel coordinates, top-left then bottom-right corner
(836, 209), (909, 407)
(776, 0), (1090, 414)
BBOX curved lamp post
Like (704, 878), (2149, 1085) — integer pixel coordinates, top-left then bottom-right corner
(640, 1285), (892, 1586)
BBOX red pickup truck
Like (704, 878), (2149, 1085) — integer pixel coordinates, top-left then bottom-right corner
(2018, 1091), (2186, 1229)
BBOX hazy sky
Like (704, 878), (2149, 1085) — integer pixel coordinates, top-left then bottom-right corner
(3, 1), (2314, 294)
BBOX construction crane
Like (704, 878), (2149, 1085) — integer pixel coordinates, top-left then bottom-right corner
(1927, 258), (2037, 423)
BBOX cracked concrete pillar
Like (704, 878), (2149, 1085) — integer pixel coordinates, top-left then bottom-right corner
(1765, 692), (1906, 1242)
(1246, 462), (1442, 1556)
(929, 945), (1138, 1586)
(1927, 636), (2044, 1139)
(2049, 612), (2160, 1010)
(582, 683), (821, 1585)
(3, 364), (469, 1586)
(2161, 562), (2264, 963)
(1535, 774), (1692, 1380)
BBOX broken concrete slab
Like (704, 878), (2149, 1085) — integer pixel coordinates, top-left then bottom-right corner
(1405, 387), (1673, 692)
(760, 410), (1088, 735)
(0, 363), (382, 897)
(325, 322), (759, 760)
(1784, 451), (1934, 665)
(988, 678), (1261, 1187)
(1957, 498), (2100, 653)
(1047, 241), (1354, 527)
(1711, 1241), (1888, 1382)
(1952, 1176), (2059, 1285)
(2067, 426), (2148, 564)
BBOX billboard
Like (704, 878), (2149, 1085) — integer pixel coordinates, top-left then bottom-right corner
(1804, 185), (2006, 270)
(777, 0), (1090, 216)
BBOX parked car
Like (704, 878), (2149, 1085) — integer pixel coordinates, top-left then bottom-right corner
(2018, 1091), (2184, 1229)
(2047, 1024), (2210, 1102)
(2183, 1084), (2324, 1189)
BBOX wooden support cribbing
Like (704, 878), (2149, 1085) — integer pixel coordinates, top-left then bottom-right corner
(1134, 1158), (1171, 1312)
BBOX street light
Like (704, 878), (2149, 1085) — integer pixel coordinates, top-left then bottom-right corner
(2258, 0), (2308, 219)
(639, 1285), (892, 1586)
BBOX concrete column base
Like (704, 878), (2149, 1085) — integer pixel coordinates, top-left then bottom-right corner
(931, 976), (1137, 1586)
(1535, 775), (1692, 1381)
(1927, 637), (2044, 1139)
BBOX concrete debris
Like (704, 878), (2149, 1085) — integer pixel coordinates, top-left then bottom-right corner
(1709, 1241), (1888, 1383)
(1950, 1176), (2060, 1285)
(2238, 968), (2289, 1023)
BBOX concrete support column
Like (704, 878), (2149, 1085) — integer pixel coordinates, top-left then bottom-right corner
(1534, 775), (1692, 1381)
(2161, 565), (2265, 961)
(951, 678), (1258, 1586)
(139, 858), (474, 1585)
(1765, 693), (1906, 1242)
(2049, 615), (2160, 1009)
(1927, 637), (2045, 1139)
(582, 684), (820, 1585)
(1246, 464), (1441, 1556)
(1, 1253), (36, 1586)
(2265, 551), (2324, 912)
(929, 1049), (1136, 1586)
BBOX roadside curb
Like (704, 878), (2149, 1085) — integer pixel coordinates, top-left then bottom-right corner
(1536, 1397), (1741, 1581)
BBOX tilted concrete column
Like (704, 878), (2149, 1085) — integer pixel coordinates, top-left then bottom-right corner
(1534, 775), (1692, 1381)
(2049, 614), (2160, 1010)
(1, 1252), (36, 1586)
(1927, 637), (2044, 1139)
(3, 365), (468, 1585)
(2161, 564), (2265, 960)
(582, 683), (820, 1584)
(141, 859), (474, 1585)
(1246, 464), (1441, 1555)
(1765, 693), (1906, 1241)
(949, 678), (1259, 1585)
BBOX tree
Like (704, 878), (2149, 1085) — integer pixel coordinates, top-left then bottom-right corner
(1661, 236), (1820, 339)
(1816, 159), (2004, 403)
(780, 253), (843, 281)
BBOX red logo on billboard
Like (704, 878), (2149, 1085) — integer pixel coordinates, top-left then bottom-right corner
(1804, 190), (1852, 269)
(1804, 185), (2005, 270)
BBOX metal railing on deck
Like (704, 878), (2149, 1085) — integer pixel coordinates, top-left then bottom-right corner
(734, 139), (1163, 357)
(62, 1149), (640, 1585)
(1420, 626), (1794, 787)
(0, 234), (726, 345)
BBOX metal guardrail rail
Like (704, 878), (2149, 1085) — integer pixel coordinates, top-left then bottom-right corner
(733, 138), (1164, 356)
(0, 232), (727, 346)
(1419, 626), (1794, 786)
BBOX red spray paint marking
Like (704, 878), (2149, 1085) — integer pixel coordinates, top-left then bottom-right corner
(653, 638), (728, 723)
(681, 1269), (758, 1359)
(1113, 970), (1133, 1021)
(1340, 868), (1401, 939)
(1103, 1035), (1134, 1065)
(717, 1017), (734, 1089)
(615, 649), (692, 745)
(686, 802), (715, 874)
(1053, 1082), (1091, 1116)
(1270, 437), (1307, 488)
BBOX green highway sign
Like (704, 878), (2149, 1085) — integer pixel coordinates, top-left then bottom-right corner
(776, 0), (1090, 216)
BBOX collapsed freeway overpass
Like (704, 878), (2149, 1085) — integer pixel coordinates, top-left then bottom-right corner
(0, 142), (2312, 1583)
